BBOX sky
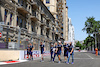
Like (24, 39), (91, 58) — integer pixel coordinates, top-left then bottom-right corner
(66, 0), (100, 41)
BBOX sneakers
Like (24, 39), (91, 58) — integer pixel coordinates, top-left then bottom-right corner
(71, 62), (74, 64)
(31, 57), (33, 60)
(52, 61), (54, 63)
(64, 61), (67, 63)
(40, 60), (44, 62)
(66, 62), (69, 64)
(58, 61), (60, 63)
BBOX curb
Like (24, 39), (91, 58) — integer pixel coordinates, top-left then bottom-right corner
(0, 60), (28, 65)
(0, 55), (50, 65)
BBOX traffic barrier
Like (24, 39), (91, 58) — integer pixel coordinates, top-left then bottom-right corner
(24, 50), (50, 60)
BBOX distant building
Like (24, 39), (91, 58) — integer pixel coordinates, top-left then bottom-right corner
(68, 18), (75, 47)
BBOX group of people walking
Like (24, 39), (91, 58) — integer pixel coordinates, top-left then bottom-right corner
(50, 41), (74, 64)
(26, 41), (74, 64)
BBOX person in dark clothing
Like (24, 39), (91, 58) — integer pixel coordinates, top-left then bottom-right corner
(40, 42), (45, 62)
(63, 41), (69, 63)
(67, 42), (74, 64)
(53, 42), (58, 62)
(57, 41), (63, 63)
(27, 43), (34, 60)
(50, 44), (54, 62)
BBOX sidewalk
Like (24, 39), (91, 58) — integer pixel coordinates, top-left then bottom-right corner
(0, 54), (50, 65)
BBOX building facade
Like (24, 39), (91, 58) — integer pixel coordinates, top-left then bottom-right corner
(42, 0), (68, 43)
(0, 0), (59, 50)
(68, 18), (75, 47)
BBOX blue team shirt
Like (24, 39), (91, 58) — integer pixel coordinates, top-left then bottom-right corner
(68, 45), (74, 52)
(57, 44), (62, 52)
(40, 45), (44, 51)
(27, 45), (33, 52)
(63, 44), (68, 51)
(50, 47), (54, 52)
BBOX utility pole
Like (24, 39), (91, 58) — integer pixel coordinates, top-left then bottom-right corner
(6, 22), (9, 48)
(17, 28), (21, 49)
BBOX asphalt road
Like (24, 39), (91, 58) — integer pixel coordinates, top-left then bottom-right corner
(1, 52), (100, 67)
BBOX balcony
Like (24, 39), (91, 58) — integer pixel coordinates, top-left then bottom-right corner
(46, 16), (51, 21)
(31, 1), (38, 9)
(40, 21), (46, 26)
(41, 10), (46, 16)
(30, 12), (39, 21)
(17, 4), (29, 14)
(46, 26), (51, 30)
(60, 24), (63, 28)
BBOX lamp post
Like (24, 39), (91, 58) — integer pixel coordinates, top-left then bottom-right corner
(6, 22), (9, 48)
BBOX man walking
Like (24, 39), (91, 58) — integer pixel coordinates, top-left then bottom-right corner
(57, 41), (63, 63)
(50, 44), (54, 62)
(53, 42), (58, 62)
(63, 41), (69, 63)
(67, 42), (74, 64)
(26, 43), (34, 60)
(40, 42), (45, 62)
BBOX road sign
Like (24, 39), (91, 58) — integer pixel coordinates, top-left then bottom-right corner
(0, 32), (2, 37)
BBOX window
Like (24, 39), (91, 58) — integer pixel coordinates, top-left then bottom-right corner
(4, 9), (8, 24)
(46, 0), (50, 4)
(29, 6), (30, 10)
(18, 0), (20, 3)
(24, 21), (27, 29)
(32, 25), (33, 32)
(47, 6), (50, 10)
(56, 28), (58, 32)
(61, 33), (63, 37)
(10, 13), (13, 25)
(20, 18), (23, 28)
(16, 16), (18, 26)
(21, 0), (24, 6)
(56, 15), (58, 19)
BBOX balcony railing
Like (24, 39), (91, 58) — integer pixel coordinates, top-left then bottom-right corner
(30, 12), (39, 21)
(31, 0), (38, 9)
(16, 3), (29, 14)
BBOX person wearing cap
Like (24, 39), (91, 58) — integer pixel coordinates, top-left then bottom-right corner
(67, 42), (74, 64)
(50, 43), (54, 62)
(63, 41), (69, 63)
(40, 42), (45, 62)
(53, 42), (58, 62)
(57, 41), (63, 63)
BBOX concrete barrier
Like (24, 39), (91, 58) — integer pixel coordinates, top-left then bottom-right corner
(0, 50), (50, 61)
(0, 50), (20, 61)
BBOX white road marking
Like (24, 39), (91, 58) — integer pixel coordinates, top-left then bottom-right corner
(70, 58), (100, 60)
(85, 54), (94, 59)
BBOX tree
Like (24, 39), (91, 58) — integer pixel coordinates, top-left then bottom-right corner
(75, 41), (84, 50)
(83, 35), (95, 51)
(82, 17), (100, 51)
(82, 17), (100, 35)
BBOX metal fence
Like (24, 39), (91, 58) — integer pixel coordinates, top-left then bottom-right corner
(0, 24), (52, 50)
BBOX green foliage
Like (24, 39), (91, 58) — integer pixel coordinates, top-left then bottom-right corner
(82, 17), (100, 34)
(75, 41), (86, 50)
(75, 41), (81, 47)
(83, 35), (95, 49)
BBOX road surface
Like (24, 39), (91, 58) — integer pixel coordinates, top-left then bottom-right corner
(1, 52), (100, 67)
